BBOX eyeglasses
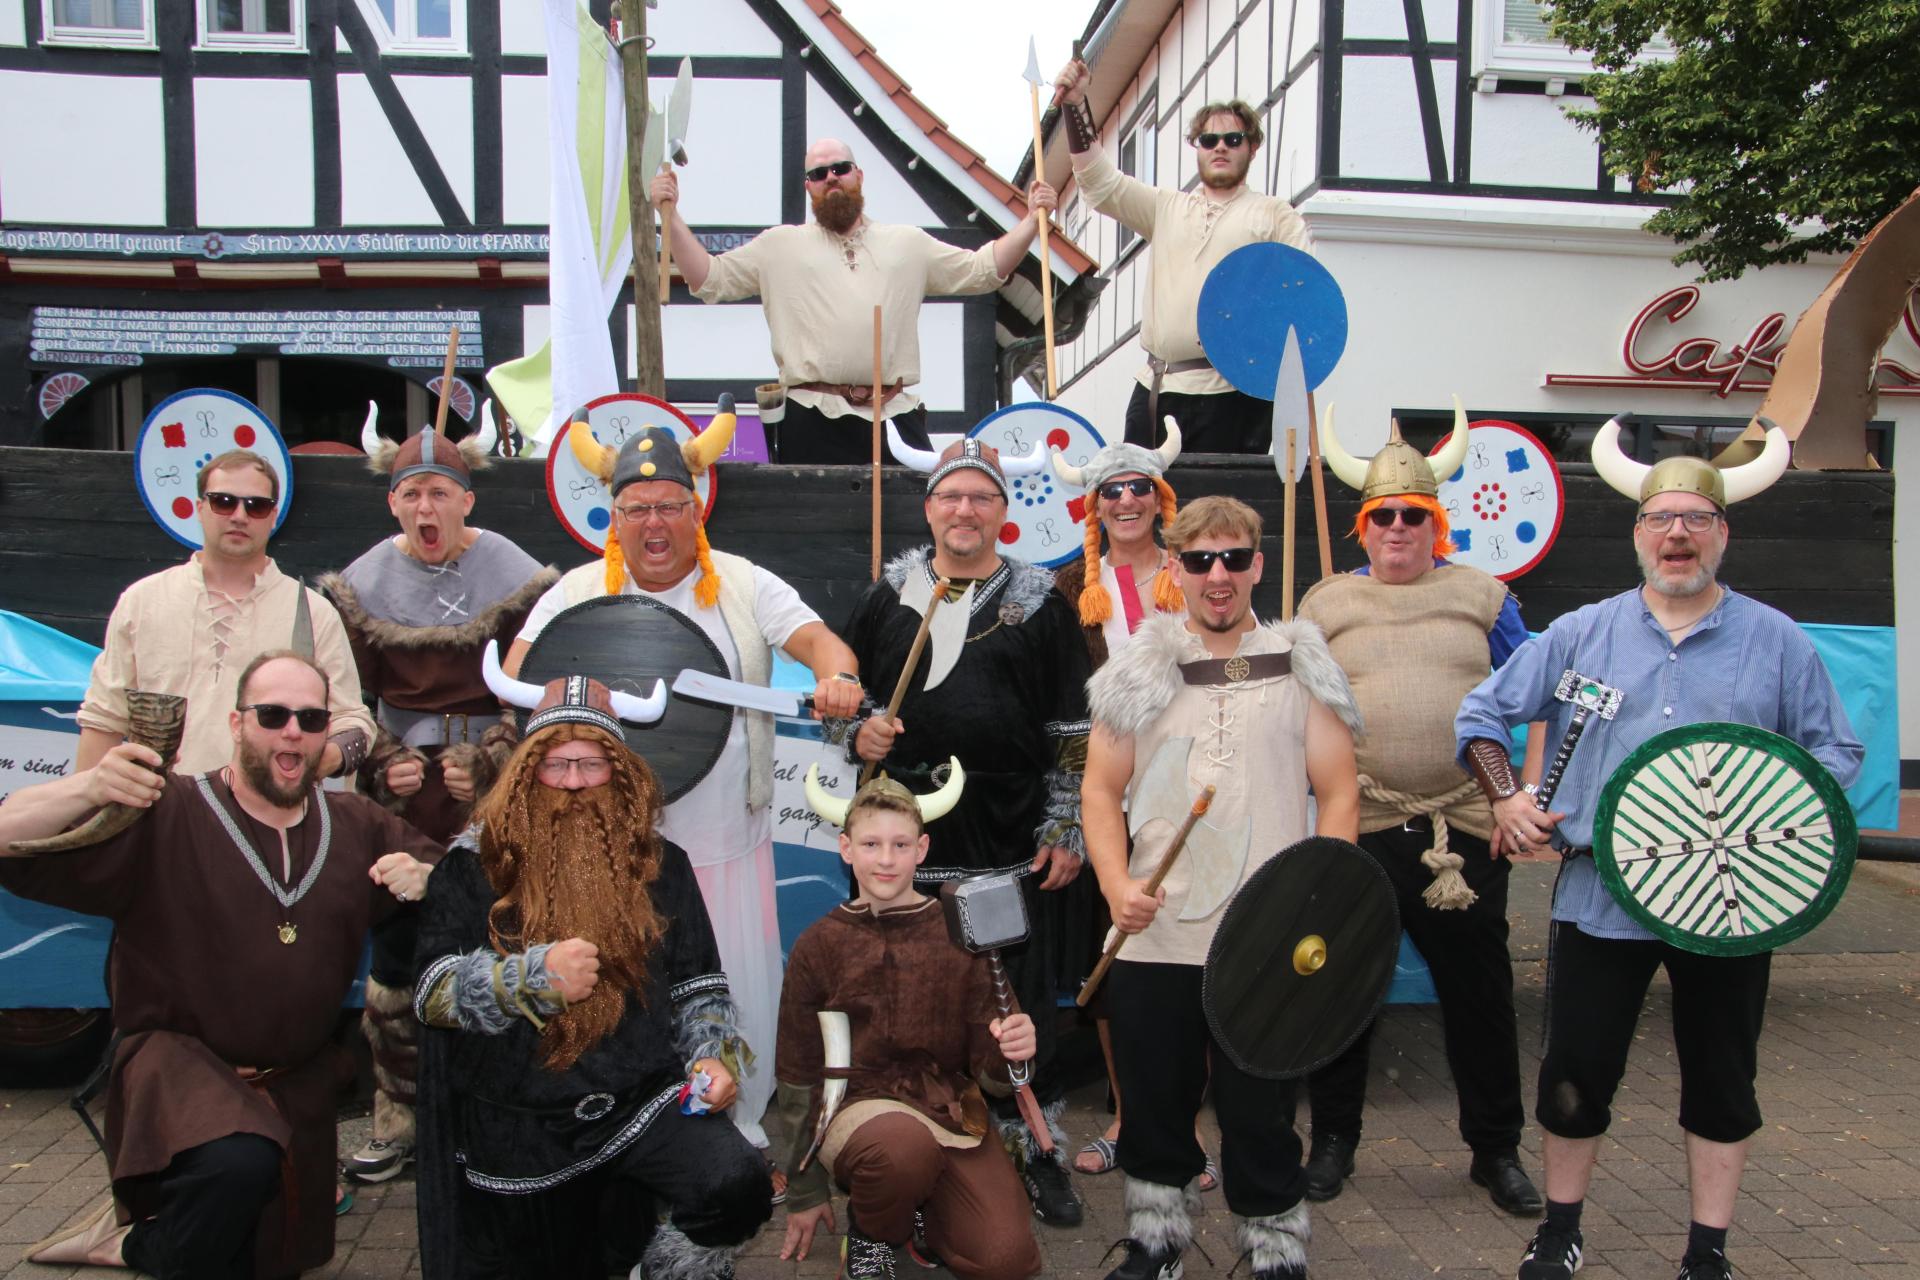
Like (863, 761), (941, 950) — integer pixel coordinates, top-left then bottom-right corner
(803, 160), (856, 182)
(930, 489), (1005, 510)
(1193, 131), (1248, 150)
(1366, 506), (1431, 529)
(1098, 478), (1156, 501)
(536, 756), (613, 782)
(614, 499), (696, 522)
(1637, 510), (1722, 533)
(241, 703), (330, 733)
(204, 491), (276, 519)
(1175, 547), (1257, 574)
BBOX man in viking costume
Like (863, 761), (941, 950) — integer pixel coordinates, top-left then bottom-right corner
(0, 651), (439, 1279)
(412, 670), (771, 1280)
(1289, 402), (1543, 1214)
(1054, 60), (1312, 452)
(651, 143), (1055, 464)
(318, 407), (557, 1186)
(506, 401), (863, 1175)
(77, 449), (374, 780)
(1455, 421), (1861, 1280)
(773, 765), (1044, 1280)
(843, 434), (1093, 1225)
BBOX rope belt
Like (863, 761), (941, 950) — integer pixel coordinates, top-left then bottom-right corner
(1357, 774), (1482, 911)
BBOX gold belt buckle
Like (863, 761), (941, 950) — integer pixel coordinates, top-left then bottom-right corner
(1223, 656), (1251, 683)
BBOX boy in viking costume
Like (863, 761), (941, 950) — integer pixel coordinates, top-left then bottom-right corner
(413, 669), (771, 1279)
(844, 432), (1093, 1225)
(774, 766), (1044, 1280)
(319, 405), (556, 1184)
(506, 399), (863, 1174)
(1289, 401), (1544, 1214)
(1082, 495), (1362, 1280)
(1456, 420), (1861, 1280)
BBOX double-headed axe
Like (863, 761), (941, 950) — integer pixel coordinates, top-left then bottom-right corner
(940, 871), (1054, 1156)
(1077, 780), (1218, 1007)
(656, 59), (693, 304)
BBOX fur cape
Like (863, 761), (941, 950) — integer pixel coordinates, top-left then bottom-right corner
(882, 546), (1056, 623)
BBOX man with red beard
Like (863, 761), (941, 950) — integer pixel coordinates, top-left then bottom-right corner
(411, 676), (771, 1280)
(0, 651), (439, 1278)
(651, 139), (1057, 464)
(1054, 61), (1313, 453)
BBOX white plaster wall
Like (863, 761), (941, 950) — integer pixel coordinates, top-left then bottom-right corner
(194, 79), (314, 227)
(0, 0), (25, 46)
(915, 302), (968, 413)
(0, 71), (164, 224)
(805, 75), (937, 227)
(671, 76), (782, 227)
(646, 0), (780, 58)
(1340, 56), (1450, 181)
(499, 0), (544, 57)
(395, 75), (475, 220)
(499, 74), (547, 226)
(655, 303), (779, 382)
(338, 74), (438, 224)
(1344, 0), (1407, 40)
(1470, 91), (1601, 189)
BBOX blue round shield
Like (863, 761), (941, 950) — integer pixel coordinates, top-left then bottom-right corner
(1197, 243), (1348, 398)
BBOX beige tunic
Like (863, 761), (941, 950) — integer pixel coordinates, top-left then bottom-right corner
(78, 556), (375, 776)
(1299, 566), (1509, 839)
(1072, 147), (1312, 397)
(693, 219), (1005, 420)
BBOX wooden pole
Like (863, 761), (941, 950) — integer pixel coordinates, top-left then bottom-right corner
(1306, 389), (1333, 580)
(657, 164), (675, 304)
(432, 326), (460, 435)
(871, 305), (884, 582)
(1026, 82), (1058, 399)
(1076, 784), (1217, 1006)
(616, 1), (665, 397)
(859, 578), (951, 786)
(1282, 428), (1296, 622)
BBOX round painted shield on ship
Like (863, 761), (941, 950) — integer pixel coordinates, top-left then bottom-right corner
(545, 394), (717, 555)
(967, 403), (1105, 569)
(135, 389), (293, 549)
(1433, 420), (1563, 581)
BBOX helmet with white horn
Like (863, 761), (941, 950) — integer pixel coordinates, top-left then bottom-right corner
(804, 758), (967, 830)
(1591, 415), (1791, 509)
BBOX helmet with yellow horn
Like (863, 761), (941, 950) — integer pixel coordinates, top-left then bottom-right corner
(803, 759), (967, 830)
(1321, 397), (1472, 556)
(1590, 415), (1791, 509)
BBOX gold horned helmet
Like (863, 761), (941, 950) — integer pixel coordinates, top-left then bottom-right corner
(802, 758), (967, 829)
(1319, 396), (1471, 501)
(1590, 415), (1791, 509)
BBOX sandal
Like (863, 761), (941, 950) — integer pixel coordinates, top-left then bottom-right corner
(335, 1182), (355, 1217)
(1198, 1154), (1219, 1193)
(1073, 1136), (1119, 1176)
(766, 1154), (789, 1206)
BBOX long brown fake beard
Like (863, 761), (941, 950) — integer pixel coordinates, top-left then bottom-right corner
(811, 184), (864, 235)
(474, 735), (666, 1071)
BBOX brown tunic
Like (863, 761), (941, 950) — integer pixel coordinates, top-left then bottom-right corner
(0, 774), (441, 1275)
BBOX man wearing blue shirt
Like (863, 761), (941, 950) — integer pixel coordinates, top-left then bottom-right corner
(1455, 433), (1862, 1280)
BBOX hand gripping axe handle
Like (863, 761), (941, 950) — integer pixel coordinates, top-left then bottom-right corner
(1076, 784), (1217, 1007)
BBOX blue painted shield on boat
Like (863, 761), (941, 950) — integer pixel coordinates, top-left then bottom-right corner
(1197, 243), (1348, 397)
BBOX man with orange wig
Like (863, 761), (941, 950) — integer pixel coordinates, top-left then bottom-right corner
(1293, 401), (1544, 1217)
(505, 397), (863, 1182)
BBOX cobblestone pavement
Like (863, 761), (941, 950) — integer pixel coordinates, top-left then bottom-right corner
(4, 860), (1916, 1280)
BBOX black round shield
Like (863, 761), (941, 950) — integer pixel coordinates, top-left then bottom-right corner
(1202, 837), (1400, 1080)
(518, 594), (733, 801)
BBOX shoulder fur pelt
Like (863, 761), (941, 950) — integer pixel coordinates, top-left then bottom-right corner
(317, 566), (558, 651)
(365, 436), (492, 478)
(1088, 615), (1364, 738)
(881, 546), (1056, 621)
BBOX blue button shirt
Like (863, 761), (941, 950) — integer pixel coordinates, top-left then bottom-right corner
(1454, 586), (1863, 940)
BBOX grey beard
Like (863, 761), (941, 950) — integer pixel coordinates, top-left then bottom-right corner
(1637, 544), (1722, 598)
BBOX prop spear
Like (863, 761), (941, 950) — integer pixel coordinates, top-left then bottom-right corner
(1077, 784), (1217, 1006)
(432, 325), (460, 437)
(859, 576), (952, 786)
(1270, 329), (1307, 619)
(871, 305), (884, 582)
(615, 1), (665, 396)
(1021, 38), (1058, 399)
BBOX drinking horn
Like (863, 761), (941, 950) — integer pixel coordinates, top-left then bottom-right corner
(9, 690), (186, 855)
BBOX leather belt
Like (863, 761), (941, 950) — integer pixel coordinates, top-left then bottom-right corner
(1178, 652), (1291, 685)
(793, 380), (904, 406)
(379, 701), (487, 748)
(1146, 357), (1215, 433)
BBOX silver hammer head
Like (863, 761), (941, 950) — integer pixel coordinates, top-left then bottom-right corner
(939, 871), (1029, 952)
(1554, 670), (1625, 719)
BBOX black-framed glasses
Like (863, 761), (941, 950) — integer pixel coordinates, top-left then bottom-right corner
(615, 499), (696, 522)
(1193, 131), (1248, 150)
(536, 756), (613, 782)
(1176, 547), (1256, 574)
(204, 491), (276, 519)
(1637, 510), (1722, 533)
(241, 703), (330, 733)
(1366, 506), (1430, 528)
(804, 159), (856, 182)
(1098, 478), (1156, 501)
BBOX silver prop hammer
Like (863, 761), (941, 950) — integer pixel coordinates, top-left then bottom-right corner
(1537, 669), (1625, 812)
(940, 872), (1056, 1156)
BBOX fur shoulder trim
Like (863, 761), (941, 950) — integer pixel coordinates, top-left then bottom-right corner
(317, 565), (559, 651)
(1087, 613), (1188, 736)
(1261, 617), (1364, 737)
(1000, 556), (1055, 621)
(881, 546), (931, 591)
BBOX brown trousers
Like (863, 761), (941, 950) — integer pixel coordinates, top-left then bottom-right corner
(832, 1112), (1041, 1280)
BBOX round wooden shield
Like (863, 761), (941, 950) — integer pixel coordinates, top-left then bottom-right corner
(1196, 243), (1348, 399)
(966, 403), (1105, 569)
(134, 388), (293, 549)
(1593, 723), (1858, 957)
(1433, 420), (1564, 581)
(544, 394), (717, 555)
(1202, 837), (1399, 1079)
(517, 595), (733, 802)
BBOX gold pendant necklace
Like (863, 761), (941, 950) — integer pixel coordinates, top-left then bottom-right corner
(278, 922), (298, 945)
(198, 775), (331, 948)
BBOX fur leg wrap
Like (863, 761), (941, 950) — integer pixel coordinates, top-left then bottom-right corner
(365, 727), (428, 814)
(1124, 1177), (1193, 1255)
(635, 1224), (736, 1280)
(1236, 1202), (1311, 1277)
(363, 976), (419, 1114)
(997, 1095), (1070, 1165)
(1033, 764), (1088, 864)
(674, 990), (755, 1085)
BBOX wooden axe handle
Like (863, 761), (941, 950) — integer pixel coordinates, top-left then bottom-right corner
(1076, 784), (1217, 1006)
(858, 577), (952, 786)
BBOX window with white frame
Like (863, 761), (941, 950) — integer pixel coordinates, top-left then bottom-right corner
(1114, 96), (1156, 258)
(354, 0), (465, 54)
(1473, 0), (1669, 84)
(41, 0), (154, 47)
(199, 0), (304, 50)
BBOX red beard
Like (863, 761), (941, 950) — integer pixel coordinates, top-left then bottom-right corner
(811, 185), (865, 235)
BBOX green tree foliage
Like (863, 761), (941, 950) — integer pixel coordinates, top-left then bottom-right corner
(1548, 0), (1920, 280)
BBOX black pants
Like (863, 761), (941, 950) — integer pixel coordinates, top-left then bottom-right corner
(120, 1134), (283, 1280)
(1124, 383), (1273, 453)
(1537, 919), (1771, 1143)
(1107, 959), (1306, 1218)
(1306, 825), (1526, 1156)
(772, 402), (932, 464)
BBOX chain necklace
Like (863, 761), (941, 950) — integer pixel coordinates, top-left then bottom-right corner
(197, 774), (331, 944)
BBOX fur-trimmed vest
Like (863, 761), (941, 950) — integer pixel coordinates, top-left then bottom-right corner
(558, 548), (775, 811)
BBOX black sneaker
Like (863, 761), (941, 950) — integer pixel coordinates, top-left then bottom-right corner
(841, 1221), (898, 1280)
(1676, 1249), (1733, 1280)
(1023, 1151), (1084, 1227)
(1516, 1223), (1584, 1279)
(1100, 1237), (1184, 1280)
(1302, 1133), (1356, 1202)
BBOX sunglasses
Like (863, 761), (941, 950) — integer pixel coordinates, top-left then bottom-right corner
(1366, 506), (1430, 528)
(1098, 478), (1156, 501)
(204, 491), (276, 519)
(241, 703), (330, 733)
(1193, 131), (1248, 150)
(1176, 547), (1257, 574)
(803, 160), (856, 182)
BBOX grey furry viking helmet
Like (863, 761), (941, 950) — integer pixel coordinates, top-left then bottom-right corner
(480, 641), (667, 734)
(1590, 415), (1791, 509)
(884, 425), (1047, 498)
(360, 400), (498, 491)
(1049, 417), (1183, 492)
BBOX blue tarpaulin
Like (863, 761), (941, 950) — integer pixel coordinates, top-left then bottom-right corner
(0, 610), (97, 701)
(1803, 623), (1899, 831)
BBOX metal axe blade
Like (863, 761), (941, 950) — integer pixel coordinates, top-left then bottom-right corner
(898, 572), (971, 692)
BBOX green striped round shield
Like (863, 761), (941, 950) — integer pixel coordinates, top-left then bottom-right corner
(1593, 723), (1857, 956)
